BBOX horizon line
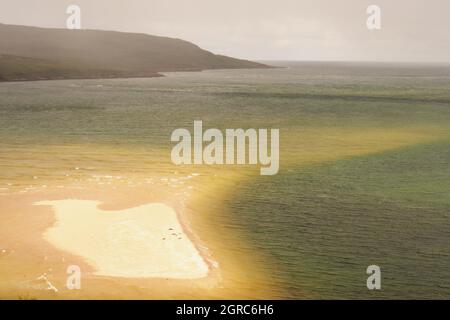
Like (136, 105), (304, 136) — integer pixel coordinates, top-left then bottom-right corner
(1, 22), (450, 66)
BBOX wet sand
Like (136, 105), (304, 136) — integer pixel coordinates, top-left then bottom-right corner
(35, 200), (209, 279)
(0, 185), (274, 300)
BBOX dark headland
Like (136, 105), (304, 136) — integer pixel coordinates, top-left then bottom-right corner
(0, 23), (269, 82)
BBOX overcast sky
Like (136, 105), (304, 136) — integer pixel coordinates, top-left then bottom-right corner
(1, 0), (449, 62)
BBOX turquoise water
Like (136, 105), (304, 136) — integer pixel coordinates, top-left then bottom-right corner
(1, 62), (450, 298)
(230, 140), (450, 299)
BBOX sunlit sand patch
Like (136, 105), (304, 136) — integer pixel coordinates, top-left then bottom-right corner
(280, 126), (449, 168)
(34, 200), (209, 279)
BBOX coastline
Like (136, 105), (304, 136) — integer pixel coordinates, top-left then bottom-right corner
(0, 179), (272, 299)
(0, 73), (164, 83)
(0, 66), (275, 83)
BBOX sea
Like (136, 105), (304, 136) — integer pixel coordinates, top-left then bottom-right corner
(1, 61), (450, 299)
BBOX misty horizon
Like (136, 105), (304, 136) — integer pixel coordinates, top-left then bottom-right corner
(1, 21), (449, 66)
(0, 0), (449, 63)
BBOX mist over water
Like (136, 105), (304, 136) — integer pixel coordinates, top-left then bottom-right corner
(1, 62), (450, 298)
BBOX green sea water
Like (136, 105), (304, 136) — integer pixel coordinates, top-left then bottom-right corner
(1, 62), (450, 298)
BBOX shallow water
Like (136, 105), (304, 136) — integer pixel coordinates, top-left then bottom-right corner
(1, 62), (450, 299)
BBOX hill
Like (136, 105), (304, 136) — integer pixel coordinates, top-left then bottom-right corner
(0, 23), (268, 81)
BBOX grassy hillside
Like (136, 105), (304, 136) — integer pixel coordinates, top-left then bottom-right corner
(0, 23), (267, 81)
(0, 54), (163, 81)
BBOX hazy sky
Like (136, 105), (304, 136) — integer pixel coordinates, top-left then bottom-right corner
(1, 0), (449, 62)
